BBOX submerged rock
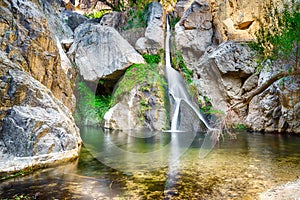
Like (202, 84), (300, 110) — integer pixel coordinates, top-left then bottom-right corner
(68, 23), (145, 82)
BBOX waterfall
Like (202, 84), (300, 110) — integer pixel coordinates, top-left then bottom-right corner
(165, 15), (213, 132)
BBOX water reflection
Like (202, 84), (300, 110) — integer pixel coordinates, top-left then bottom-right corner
(80, 127), (196, 172)
(0, 129), (300, 199)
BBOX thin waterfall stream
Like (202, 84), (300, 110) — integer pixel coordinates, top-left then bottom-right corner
(164, 15), (214, 132)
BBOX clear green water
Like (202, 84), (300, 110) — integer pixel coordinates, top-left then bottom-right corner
(1, 127), (300, 199)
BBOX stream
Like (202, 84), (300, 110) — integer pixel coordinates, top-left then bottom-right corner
(1, 127), (300, 199)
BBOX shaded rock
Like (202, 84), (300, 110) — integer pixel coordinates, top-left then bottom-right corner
(104, 64), (169, 131)
(0, 51), (81, 173)
(175, 0), (213, 68)
(135, 2), (164, 54)
(61, 10), (88, 31)
(246, 71), (300, 134)
(99, 11), (145, 47)
(100, 11), (127, 30)
(68, 23), (145, 82)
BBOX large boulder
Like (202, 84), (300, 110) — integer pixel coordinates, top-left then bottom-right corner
(104, 64), (169, 131)
(192, 41), (255, 118)
(68, 23), (145, 82)
(175, 0), (213, 68)
(0, 51), (81, 173)
(135, 2), (164, 55)
(0, 0), (76, 111)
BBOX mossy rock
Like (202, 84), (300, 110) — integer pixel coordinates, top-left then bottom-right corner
(105, 63), (170, 130)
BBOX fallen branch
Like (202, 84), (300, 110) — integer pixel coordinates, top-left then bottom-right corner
(230, 69), (300, 110)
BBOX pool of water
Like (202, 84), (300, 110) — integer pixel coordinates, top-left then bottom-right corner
(1, 127), (300, 199)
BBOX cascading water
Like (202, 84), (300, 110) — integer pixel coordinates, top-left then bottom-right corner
(165, 15), (213, 132)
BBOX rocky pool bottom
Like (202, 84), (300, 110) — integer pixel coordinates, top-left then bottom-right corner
(1, 127), (300, 199)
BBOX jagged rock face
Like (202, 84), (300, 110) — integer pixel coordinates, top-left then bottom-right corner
(175, 0), (282, 43)
(135, 2), (164, 55)
(0, 0), (76, 111)
(104, 64), (169, 131)
(175, 0), (213, 68)
(68, 22), (145, 82)
(210, 0), (267, 43)
(246, 72), (300, 134)
(0, 51), (81, 173)
(192, 41), (255, 118)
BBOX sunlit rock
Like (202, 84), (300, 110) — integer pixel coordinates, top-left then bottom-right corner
(135, 2), (164, 54)
(68, 23), (145, 82)
(246, 70), (300, 134)
(193, 41), (255, 120)
(175, 0), (213, 68)
(0, 51), (81, 173)
(0, 0), (76, 111)
(104, 64), (169, 131)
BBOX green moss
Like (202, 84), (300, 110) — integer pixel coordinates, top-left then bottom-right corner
(142, 54), (161, 64)
(172, 50), (193, 84)
(111, 63), (169, 126)
(75, 81), (111, 124)
(0, 166), (34, 181)
(112, 63), (167, 105)
(123, 3), (149, 30)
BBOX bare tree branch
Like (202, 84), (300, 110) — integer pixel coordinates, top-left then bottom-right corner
(230, 69), (300, 109)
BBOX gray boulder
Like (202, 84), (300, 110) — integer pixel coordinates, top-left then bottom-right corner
(0, 51), (81, 173)
(68, 23), (145, 82)
(175, 0), (213, 68)
(193, 41), (255, 118)
(61, 10), (88, 31)
(103, 64), (169, 131)
(135, 2), (164, 54)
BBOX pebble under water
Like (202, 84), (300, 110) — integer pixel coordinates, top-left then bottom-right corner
(1, 127), (300, 199)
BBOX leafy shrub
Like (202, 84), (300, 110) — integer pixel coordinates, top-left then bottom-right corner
(142, 54), (161, 64)
(85, 9), (111, 19)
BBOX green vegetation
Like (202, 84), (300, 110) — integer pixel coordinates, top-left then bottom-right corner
(198, 95), (225, 116)
(232, 0), (300, 108)
(234, 123), (247, 130)
(75, 81), (111, 124)
(249, 0), (299, 70)
(111, 63), (167, 105)
(85, 9), (111, 19)
(111, 59), (168, 125)
(0, 166), (34, 181)
(142, 54), (161, 64)
(169, 16), (181, 29)
(122, 1), (151, 30)
(172, 50), (193, 84)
